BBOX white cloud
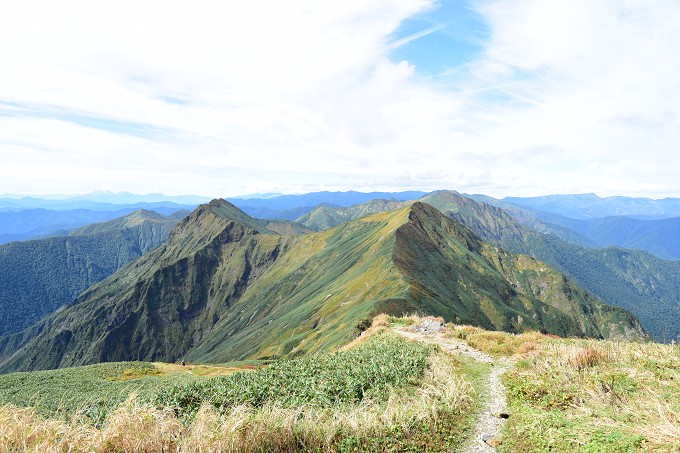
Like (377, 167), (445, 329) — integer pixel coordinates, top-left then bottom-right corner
(0, 0), (679, 197)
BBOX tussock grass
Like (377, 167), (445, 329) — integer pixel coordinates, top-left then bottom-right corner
(567, 345), (610, 371)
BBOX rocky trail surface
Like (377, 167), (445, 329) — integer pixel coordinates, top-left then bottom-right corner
(395, 323), (511, 452)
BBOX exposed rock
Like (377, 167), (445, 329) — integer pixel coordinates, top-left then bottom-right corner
(482, 434), (503, 447)
(413, 319), (444, 333)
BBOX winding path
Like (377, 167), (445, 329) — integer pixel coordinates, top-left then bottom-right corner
(395, 327), (510, 452)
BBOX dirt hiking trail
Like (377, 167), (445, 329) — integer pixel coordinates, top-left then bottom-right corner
(396, 326), (510, 452)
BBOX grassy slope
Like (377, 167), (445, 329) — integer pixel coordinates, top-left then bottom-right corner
(188, 206), (412, 362)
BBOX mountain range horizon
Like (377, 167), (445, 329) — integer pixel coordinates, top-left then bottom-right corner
(4, 189), (680, 202)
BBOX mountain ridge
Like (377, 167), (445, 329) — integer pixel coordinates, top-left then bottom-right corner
(0, 200), (646, 372)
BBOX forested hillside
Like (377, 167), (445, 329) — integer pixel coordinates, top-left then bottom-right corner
(0, 210), (182, 336)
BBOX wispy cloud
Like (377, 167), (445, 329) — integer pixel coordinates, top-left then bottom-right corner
(0, 0), (678, 198)
(387, 22), (449, 49)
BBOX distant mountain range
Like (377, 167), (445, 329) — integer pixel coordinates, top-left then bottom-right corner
(470, 194), (680, 262)
(0, 204), (197, 244)
(526, 212), (680, 261)
(503, 193), (680, 219)
(227, 190), (426, 220)
(0, 192), (210, 209)
(0, 199), (646, 372)
(0, 210), (186, 336)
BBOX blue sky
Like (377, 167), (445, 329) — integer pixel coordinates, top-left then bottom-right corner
(1, 0), (679, 198)
(389, 2), (489, 76)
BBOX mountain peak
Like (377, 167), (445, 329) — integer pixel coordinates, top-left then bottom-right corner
(186, 199), (272, 234)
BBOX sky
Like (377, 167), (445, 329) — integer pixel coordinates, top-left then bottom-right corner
(1, 0), (679, 199)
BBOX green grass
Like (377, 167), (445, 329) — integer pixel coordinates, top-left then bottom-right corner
(0, 361), (215, 424)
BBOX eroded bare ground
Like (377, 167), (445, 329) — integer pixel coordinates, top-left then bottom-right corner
(395, 327), (510, 452)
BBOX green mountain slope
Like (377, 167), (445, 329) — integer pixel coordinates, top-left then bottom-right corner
(423, 191), (680, 342)
(0, 200), (645, 372)
(295, 199), (407, 231)
(0, 210), (182, 336)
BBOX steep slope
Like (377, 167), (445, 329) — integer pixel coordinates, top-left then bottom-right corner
(0, 201), (645, 372)
(260, 220), (314, 235)
(423, 191), (680, 342)
(468, 194), (596, 247)
(0, 210), (181, 336)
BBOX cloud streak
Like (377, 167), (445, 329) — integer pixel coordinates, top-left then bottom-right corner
(0, 0), (678, 198)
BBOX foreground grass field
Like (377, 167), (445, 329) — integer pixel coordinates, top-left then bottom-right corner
(0, 320), (481, 452)
(0, 316), (677, 452)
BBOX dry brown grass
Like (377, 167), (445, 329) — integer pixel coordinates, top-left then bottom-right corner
(339, 313), (391, 351)
(0, 404), (98, 452)
(371, 313), (390, 328)
(444, 323), (548, 357)
(567, 345), (610, 371)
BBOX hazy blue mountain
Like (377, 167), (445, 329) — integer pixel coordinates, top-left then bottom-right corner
(228, 190), (425, 212)
(504, 193), (680, 219)
(0, 208), (140, 243)
(0, 192), (209, 211)
(0, 210), (182, 336)
(65, 191), (211, 205)
(0, 205), (195, 244)
(471, 194), (680, 261)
